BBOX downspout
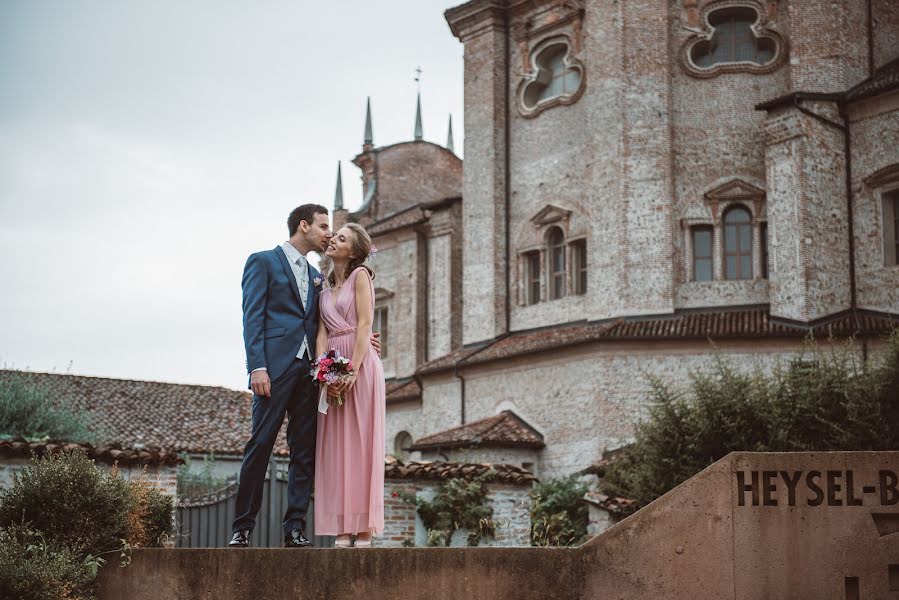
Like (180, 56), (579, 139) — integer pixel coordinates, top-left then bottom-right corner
(503, 6), (512, 335)
(867, 0), (875, 77)
(454, 361), (466, 425)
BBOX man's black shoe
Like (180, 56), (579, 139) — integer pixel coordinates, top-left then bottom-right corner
(284, 529), (312, 548)
(228, 529), (251, 547)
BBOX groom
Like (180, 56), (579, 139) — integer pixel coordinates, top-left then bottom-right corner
(229, 204), (378, 548)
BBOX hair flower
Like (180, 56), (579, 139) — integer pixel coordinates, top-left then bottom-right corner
(369, 244), (378, 260)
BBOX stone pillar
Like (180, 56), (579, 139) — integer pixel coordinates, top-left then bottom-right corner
(762, 103), (851, 322)
(447, 4), (509, 345)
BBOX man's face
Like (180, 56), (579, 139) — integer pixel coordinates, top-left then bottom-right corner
(302, 212), (332, 252)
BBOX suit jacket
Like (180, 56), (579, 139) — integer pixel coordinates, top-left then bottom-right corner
(242, 245), (321, 385)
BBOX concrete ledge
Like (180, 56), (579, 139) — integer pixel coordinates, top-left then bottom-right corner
(97, 547), (585, 600)
(99, 452), (899, 599)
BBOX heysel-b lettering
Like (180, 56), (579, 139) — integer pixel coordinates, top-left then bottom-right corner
(735, 470), (898, 507)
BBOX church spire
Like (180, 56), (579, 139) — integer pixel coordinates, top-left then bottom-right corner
(333, 161), (344, 211)
(363, 97), (373, 147)
(446, 114), (455, 154)
(414, 92), (423, 141)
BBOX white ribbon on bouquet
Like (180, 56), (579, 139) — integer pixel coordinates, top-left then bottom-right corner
(317, 384), (330, 415)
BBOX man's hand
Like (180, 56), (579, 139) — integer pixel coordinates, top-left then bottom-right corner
(251, 370), (271, 397)
(370, 331), (382, 357)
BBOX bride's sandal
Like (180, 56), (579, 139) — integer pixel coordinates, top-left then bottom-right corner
(334, 535), (352, 548)
(354, 534), (372, 548)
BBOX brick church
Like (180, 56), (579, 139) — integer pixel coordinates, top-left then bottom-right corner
(331, 0), (899, 480)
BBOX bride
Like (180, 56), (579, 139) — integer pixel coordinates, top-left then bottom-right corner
(313, 223), (386, 547)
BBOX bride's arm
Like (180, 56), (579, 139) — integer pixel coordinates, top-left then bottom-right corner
(349, 270), (374, 376)
(315, 307), (328, 358)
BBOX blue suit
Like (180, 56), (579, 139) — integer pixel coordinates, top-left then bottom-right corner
(232, 245), (321, 537)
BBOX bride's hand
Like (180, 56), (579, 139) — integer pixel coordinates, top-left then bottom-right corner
(335, 374), (357, 395)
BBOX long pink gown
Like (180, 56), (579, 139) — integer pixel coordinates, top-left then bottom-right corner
(314, 266), (386, 536)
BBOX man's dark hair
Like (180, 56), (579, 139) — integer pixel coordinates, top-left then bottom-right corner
(287, 204), (329, 237)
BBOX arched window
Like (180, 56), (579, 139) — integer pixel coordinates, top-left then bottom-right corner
(691, 7), (775, 68)
(546, 227), (566, 300)
(723, 206), (753, 280)
(394, 431), (413, 461)
(522, 41), (583, 112)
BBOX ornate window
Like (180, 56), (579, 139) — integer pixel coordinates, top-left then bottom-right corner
(682, 3), (787, 78)
(571, 239), (587, 295)
(691, 226), (714, 282)
(883, 190), (899, 267)
(518, 37), (585, 117)
(723, 205), (753, 280)
(547, 227), (567, 300)
(373, 306), (389, 358)
(525, 251), (541, 304)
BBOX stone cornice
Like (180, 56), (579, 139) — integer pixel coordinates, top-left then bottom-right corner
(445, 0), (507, 42)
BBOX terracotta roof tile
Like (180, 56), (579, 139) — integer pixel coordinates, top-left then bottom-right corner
(581, 491), (639, 516)
(0, 437), (182, 467)
(386, 378), (421, 404)
(846, 56), (899, 102)
(417, 308), (898, 374)
(409, 410), (545, 451)
(0, 370), (279, 456)
(384, 456), (536, 486)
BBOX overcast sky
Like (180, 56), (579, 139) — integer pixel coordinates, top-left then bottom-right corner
(0, 1), (464, 390)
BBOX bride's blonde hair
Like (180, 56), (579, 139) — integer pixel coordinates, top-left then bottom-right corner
(320, 222), (375, 286)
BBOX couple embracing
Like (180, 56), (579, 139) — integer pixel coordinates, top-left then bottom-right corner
(228, 204), (386, 549)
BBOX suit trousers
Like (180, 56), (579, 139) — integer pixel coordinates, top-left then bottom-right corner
(232, 357), (317, 536)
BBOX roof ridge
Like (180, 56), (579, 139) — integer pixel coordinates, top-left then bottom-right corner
(0, 369), (248, 393)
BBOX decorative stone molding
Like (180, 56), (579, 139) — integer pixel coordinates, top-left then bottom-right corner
(530, 203), (572, 230)
(680, 0), (788, 79)
(517, 35), (585, 118)
(864, 163), (899, 189)
(704, 178), (766, 222)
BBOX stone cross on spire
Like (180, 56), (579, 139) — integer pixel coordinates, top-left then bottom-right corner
(333, 161), (344, 211)
(363, 97), (373, 147)
(414, 66), (423, 141)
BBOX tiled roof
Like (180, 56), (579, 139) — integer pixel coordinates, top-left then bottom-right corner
(384, 456), (536, 486)
(0, 370), (278, 457)
(386, 378), (421, 404)
(367, 205), (429, 236)
(581, 491), (639, 516)
(409, 410), (545, 451)
(416, 308), (899, 375)
(0, 438), (182, 467)
(846, 56), (899, 102)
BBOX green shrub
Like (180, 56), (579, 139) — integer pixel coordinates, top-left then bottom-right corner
(0, 525), (97, 600)
(405, 475), (496, 547)
(602, 331), (899, 506)
(0, 450), (173, 553)
(176, 452), (229, 498)
(530, 475), (588, 546)
(0, 372), (96, 443)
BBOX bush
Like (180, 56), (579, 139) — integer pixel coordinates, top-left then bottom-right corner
(0, 525), (97, 600)
(530, 475), (588, 546)
(0, 450), (173, 554)
(0, 371), (96, 443)
(406, 475), (496, 547)
(602, 331), (899, 506)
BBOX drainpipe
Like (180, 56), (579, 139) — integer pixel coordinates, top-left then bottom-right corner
(503, 7), (512, 335)
(867, 0), (875, 77)
(454, 361), (466, 425)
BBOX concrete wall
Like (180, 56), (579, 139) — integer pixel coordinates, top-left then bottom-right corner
(98, 451), (899, 600)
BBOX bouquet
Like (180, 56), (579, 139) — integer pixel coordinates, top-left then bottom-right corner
(310, 349), (355, 407)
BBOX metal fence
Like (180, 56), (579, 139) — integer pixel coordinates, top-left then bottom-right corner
(175, 459), (333, 548)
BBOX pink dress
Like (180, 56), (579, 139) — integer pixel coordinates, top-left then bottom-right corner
(314, 267), (386, 535)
